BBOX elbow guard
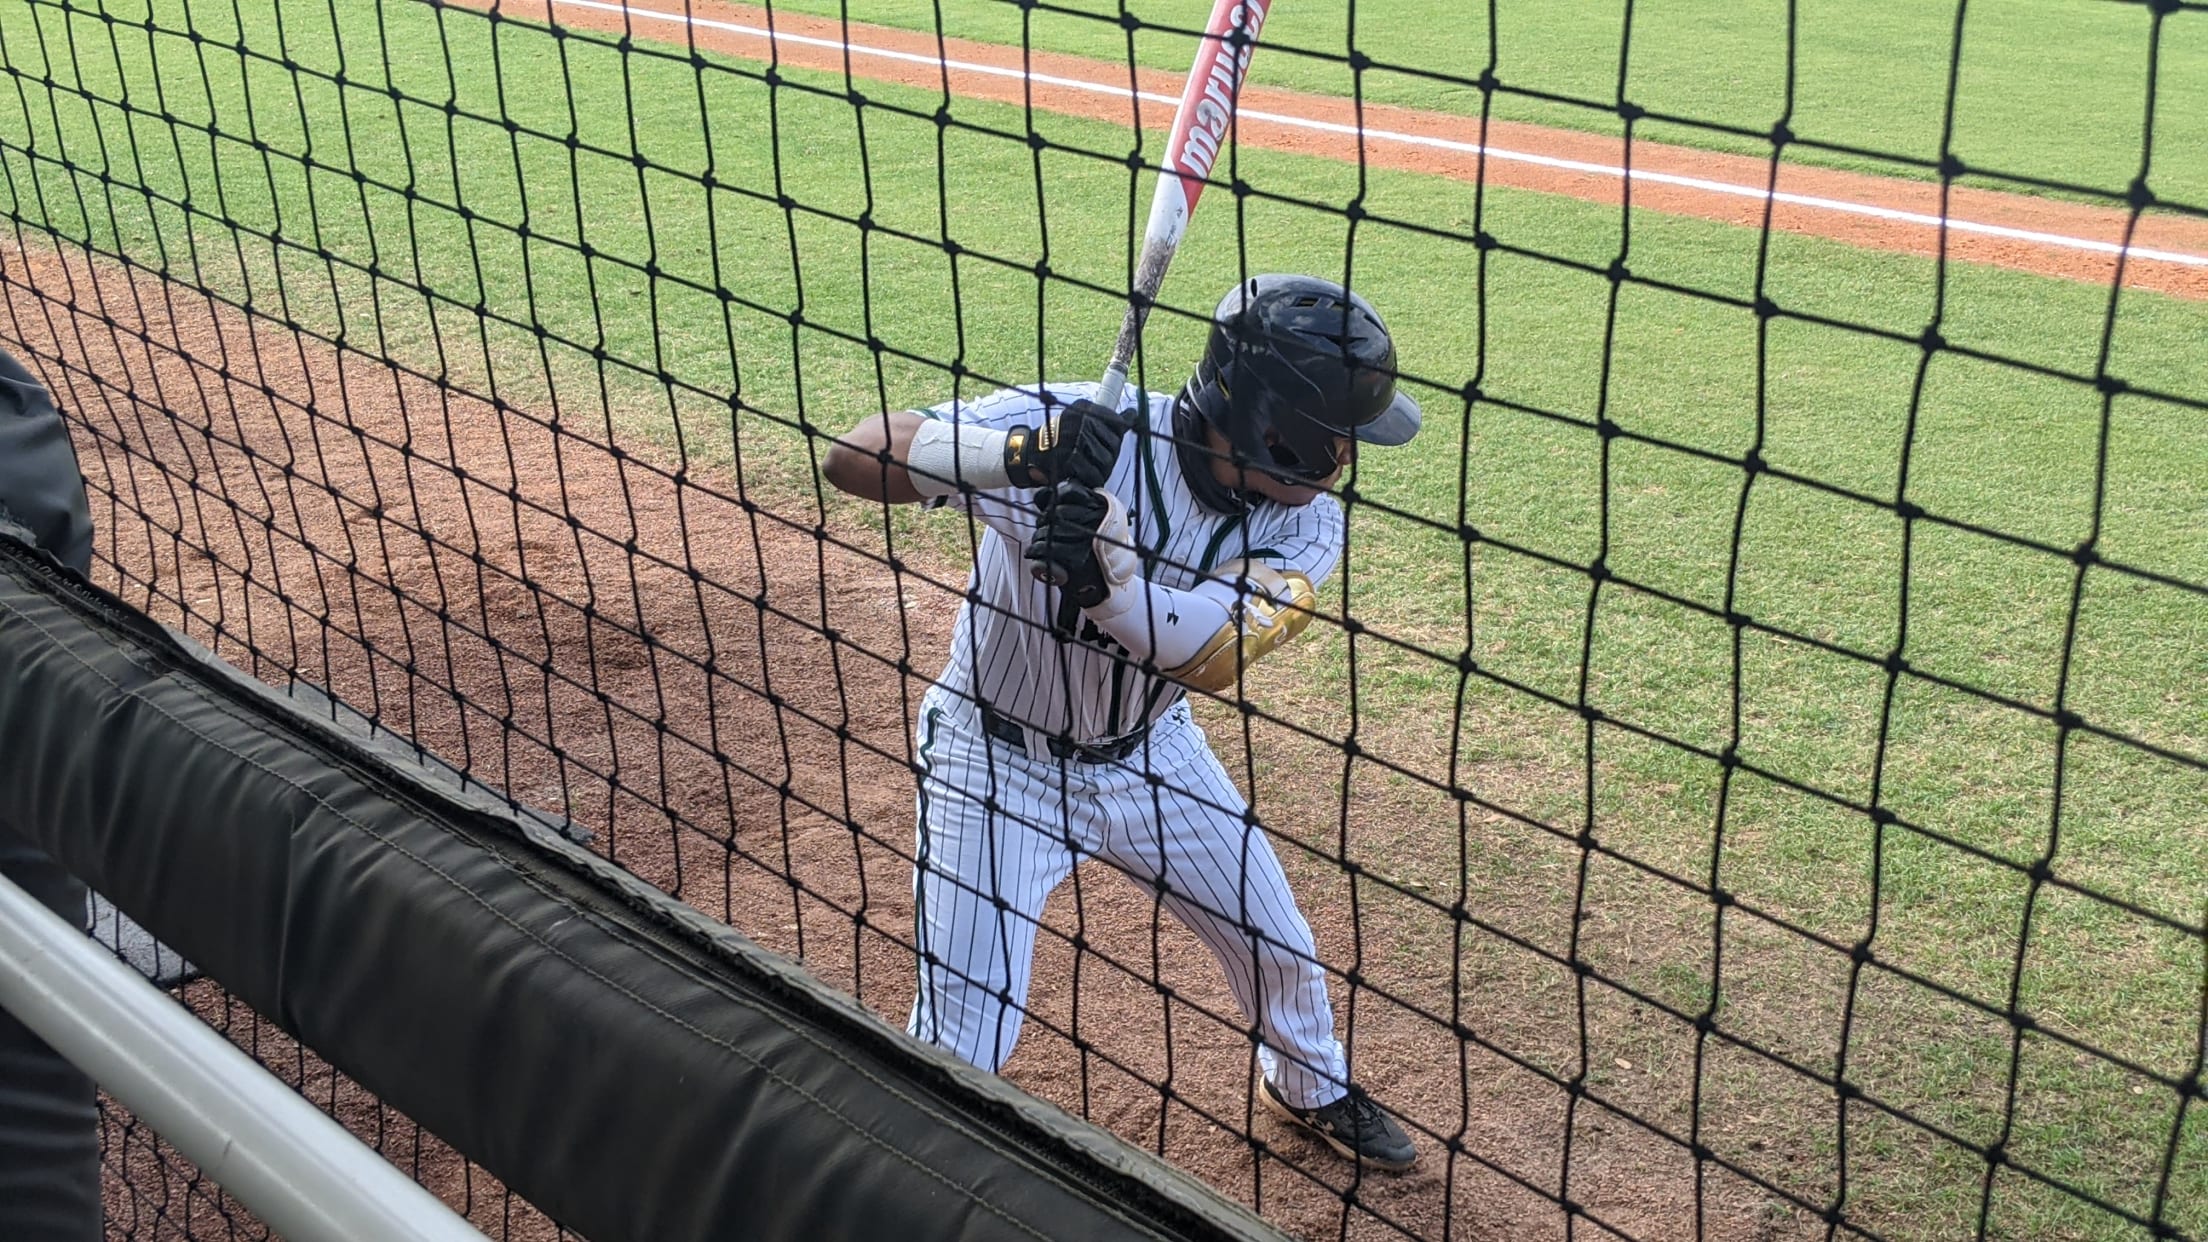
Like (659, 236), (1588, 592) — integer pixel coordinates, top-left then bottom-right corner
(1164, 560), (1318, 694)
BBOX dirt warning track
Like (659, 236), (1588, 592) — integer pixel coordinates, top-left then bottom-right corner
(468, 0), (2208, 300)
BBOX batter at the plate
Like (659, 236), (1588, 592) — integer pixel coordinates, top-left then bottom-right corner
(823, 274), (1422, 1170)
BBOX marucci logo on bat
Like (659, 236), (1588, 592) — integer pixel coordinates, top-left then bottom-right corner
(1172, 1), (1270, 183)
(1079, 0), (1271, 428)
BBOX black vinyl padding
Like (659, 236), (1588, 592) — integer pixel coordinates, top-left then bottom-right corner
(0, 522), (1285, 1242)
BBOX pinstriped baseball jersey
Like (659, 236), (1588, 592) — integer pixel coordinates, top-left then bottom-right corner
(923, 382), (1344, 745)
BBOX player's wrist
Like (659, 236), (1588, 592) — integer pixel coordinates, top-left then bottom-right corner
(905, 418), (1015, 499)
(1001, 423), (1048, 489)
(1004, 398), (1128, 490)
(1077, 492), (1142, 623)
(1085, 576), (1138, 624)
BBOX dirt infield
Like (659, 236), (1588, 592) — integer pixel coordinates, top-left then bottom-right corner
(470, 0), (2208, 300)
(4, 234), (1841, 1240)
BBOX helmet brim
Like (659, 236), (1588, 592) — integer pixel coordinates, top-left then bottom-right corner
(1351, 391), (1422, 447)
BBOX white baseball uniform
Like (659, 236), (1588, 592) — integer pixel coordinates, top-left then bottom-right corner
(905, 381), (1353, 1110)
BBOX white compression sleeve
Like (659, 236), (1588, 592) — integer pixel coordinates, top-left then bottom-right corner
(903, 418), (1013, 499)
(1089, 576), (1240, 669)
(1073, 491), (1241, 669)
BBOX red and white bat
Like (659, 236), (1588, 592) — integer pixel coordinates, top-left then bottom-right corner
(1033, 0), (1273, 597)
(1094, 0), (1275, 411)
(1033, 0), (1280, 601)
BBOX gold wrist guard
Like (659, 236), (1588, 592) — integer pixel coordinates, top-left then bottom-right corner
(1164, 559), (1317, 694)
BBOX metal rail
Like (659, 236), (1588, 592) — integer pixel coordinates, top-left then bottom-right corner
(0, 872), (488, 1242)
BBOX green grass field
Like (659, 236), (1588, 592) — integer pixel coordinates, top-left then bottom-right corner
(768, 0), (2208, 204)
(1, 0), (2202, 1237)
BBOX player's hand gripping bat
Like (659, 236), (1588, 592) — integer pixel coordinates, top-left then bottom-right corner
(1029, 0), (1276, 600)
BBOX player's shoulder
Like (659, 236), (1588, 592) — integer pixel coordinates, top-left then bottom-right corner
(1246, 490), (1344, 559)
(1259, 490), (1343, 533)
(919, 383), (1047, 423)
(919, 379), (1149, 424)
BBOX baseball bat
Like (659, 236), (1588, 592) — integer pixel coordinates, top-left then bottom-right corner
(1095, 0), (1275, 412)
(1034, 0), (1275, 594)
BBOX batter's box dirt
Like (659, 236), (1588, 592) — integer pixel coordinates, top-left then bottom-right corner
(7, 236), (1824, 1241)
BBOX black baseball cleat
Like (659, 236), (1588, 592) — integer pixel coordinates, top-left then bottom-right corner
(1259, 1079), (1418, 1171)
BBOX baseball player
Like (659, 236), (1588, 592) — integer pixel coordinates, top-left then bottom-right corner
(823, 275), (1421, 1170)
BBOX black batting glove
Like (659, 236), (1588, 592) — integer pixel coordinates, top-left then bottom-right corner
(1004, 397), (1129, 489)
(1024, 481), (1114, 610)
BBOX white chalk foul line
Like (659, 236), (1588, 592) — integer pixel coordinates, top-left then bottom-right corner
(545, 0), (2208, 270)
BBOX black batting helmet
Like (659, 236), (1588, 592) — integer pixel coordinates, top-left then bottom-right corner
(1182, 274), (1421, 486)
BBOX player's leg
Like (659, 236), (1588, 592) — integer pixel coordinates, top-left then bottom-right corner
(907, 696), (1081, 1072)
(1099, 704), (1416, 1168)
(1102, 712), (1346, 1101)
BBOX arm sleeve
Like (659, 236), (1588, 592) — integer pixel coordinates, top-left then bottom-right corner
(1091, 498), (1344, 672)
(914, 386), (1054, 544)
(1091, 577), (1239, 670)
(1090, 492), (1342, 671)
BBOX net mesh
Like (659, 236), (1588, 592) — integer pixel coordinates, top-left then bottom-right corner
(1, 0), (2202, 1239)
(91, 983), (577, 1241)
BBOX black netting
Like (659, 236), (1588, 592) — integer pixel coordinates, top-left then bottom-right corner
(1, 0), (2201, 1239)
(91, 988), (578, 1242)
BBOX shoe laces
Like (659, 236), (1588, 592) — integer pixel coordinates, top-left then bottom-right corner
(1336, 1090), (1390, 1135)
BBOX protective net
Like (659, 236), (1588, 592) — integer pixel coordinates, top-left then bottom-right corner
(1, 0), (2203, 1239)
(94, 998), (572, 1240)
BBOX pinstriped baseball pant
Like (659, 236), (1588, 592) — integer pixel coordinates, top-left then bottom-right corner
(906, 687), (1351, 1109)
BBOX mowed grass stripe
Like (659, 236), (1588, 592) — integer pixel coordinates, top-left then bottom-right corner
(1, 1), (2202, 1237)
(761, 0), (2208, 207)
